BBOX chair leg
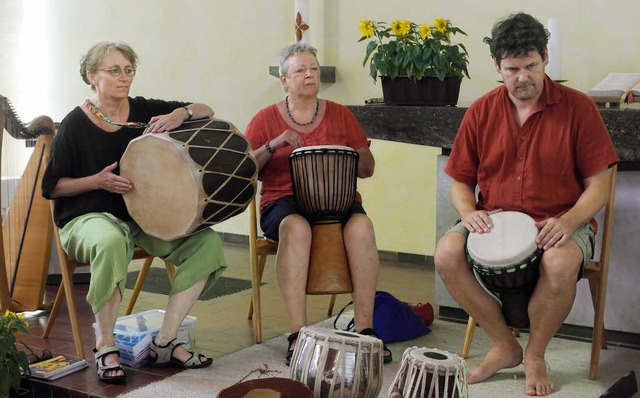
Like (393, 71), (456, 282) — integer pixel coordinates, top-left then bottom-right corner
(248, 255), (268, 320)
(42, 281), (65, 338)
(327, 294), (337, 316)
(587, 277), (607, 350)
(461, 316), (476, 358)
(164, 261), (176, 285)
(61, 264), (85, 360)
(250, 254), (267, 343)
(125, 257), (154, 316)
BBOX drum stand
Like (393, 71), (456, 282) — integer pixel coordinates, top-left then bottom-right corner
(306, 222), (353, 295)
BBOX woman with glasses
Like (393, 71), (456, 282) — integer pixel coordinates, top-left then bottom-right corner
(41, 41), (226, 384)
(244, 42), (391, 365)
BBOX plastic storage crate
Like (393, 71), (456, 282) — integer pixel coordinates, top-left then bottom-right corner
(93, 309), (197, 367)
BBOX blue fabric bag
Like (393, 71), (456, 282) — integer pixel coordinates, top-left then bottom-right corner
(333, 290), (431, 343)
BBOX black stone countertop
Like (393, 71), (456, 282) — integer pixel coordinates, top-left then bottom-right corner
(348, 105), (640, 162)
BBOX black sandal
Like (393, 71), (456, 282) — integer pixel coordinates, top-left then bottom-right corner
(359, 328), (392, 364)
(285, 331), (299, 366)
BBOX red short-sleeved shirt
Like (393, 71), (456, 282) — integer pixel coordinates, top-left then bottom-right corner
(245, 100), (369, 212)
(446, 76), (619, 227)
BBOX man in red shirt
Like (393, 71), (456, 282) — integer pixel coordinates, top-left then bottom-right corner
(435, 13), (618, 396)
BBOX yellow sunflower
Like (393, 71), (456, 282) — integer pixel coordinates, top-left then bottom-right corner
(434, 18), (447, 33)
(359, 18), (375, 38)
(400, 19), (411, 35)
(391, 19), (411, 36)
(419, 24), (431, 39)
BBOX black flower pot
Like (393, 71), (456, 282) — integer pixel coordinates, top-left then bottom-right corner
(381, 76), (462, 106)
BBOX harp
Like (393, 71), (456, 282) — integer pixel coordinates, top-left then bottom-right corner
(0, 94), (55, 313)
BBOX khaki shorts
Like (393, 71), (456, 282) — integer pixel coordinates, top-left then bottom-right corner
(445, 220), (595, 277)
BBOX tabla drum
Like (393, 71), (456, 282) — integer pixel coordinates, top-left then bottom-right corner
(388, 347), (468, 398)
(289, 146), (359, 294)
(216, 377), (313, 398)
(289, 326), (383, 398)
(465, 211), (543, 328)
(120, 118), (258, 240)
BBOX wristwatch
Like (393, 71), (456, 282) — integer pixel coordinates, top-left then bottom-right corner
(183, 106), (193, 120)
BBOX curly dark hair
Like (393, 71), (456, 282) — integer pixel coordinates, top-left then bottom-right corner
(483, 13), (549, 65)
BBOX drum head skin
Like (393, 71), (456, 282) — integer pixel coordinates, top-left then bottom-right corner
(466, 211), (539, 270)
(407, 347), (462, 372)
(121, 118), (257, 240)
(216, 377), (313, 398)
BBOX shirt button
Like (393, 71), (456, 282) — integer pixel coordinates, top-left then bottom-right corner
(517, 176), (521, 180)
(521, 136), (526, 140)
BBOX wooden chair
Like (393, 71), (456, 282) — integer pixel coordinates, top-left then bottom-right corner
(247, 198), (337, 343)
(460, 164), (618, 380)
(42, 201), (175, 360)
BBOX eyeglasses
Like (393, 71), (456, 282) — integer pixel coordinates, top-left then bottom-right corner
(96, 66), (136, 77)
(24, 347), (53, 364)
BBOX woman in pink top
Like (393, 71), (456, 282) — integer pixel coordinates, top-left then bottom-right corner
(245, 43), (390, 365)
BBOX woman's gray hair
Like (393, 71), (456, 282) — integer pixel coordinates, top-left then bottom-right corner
(279, 42), (318, 77)
(80, 41), (139, 90)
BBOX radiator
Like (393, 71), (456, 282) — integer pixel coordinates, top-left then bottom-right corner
(1, 176), (20, 221)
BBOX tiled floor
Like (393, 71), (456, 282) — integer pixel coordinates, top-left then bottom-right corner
(17, 241), (435, 397)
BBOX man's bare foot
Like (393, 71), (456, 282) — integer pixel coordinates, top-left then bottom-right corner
(467, 342), (523, 384)
(524, 356), (554, 396)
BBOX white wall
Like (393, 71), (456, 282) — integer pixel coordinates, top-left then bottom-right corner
(2, 0), (639, 256)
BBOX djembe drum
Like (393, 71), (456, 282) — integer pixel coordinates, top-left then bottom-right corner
(465, 211), (543, 328)
(120, 118), (258, 240)
(289, 145), (359, 294)
(289, 326), (383, 398)
(388, 347), (468, 398)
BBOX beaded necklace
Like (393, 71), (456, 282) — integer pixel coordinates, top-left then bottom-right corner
(84, 99), (149, 128)
(285, 96), (319, 126)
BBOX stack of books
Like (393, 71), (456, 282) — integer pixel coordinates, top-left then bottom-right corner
(587, 73), (640, 106)
(28, 354), (88, 381)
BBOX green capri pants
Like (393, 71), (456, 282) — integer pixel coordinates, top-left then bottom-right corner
(59, 212), (227, 313)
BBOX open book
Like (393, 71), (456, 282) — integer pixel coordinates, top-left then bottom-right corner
(587, 73), (640, 103)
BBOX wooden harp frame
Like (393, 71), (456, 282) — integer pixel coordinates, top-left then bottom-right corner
(0, 94), (55, 313)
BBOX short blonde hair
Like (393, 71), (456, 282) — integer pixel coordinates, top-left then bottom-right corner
(80, 41), (138, 90)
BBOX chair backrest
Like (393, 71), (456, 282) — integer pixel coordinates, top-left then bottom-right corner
(593, 163), (617, 270)
(249, 197), (260, 243)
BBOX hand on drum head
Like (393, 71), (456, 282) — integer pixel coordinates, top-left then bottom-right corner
(97, 162), (133, 194)
(144, 109), (189, 134)
(534, 217), (573, 250)
(461, 209), (501, 234)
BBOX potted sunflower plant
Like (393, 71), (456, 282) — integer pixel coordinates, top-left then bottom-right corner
(0, 311), (30, 398)
(358, 17), (470, 106)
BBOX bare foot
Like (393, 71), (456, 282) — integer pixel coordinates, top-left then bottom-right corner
(467, 342), (523, 384)
(524, 356), (554, 396)
(101, 351), (125, 378)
